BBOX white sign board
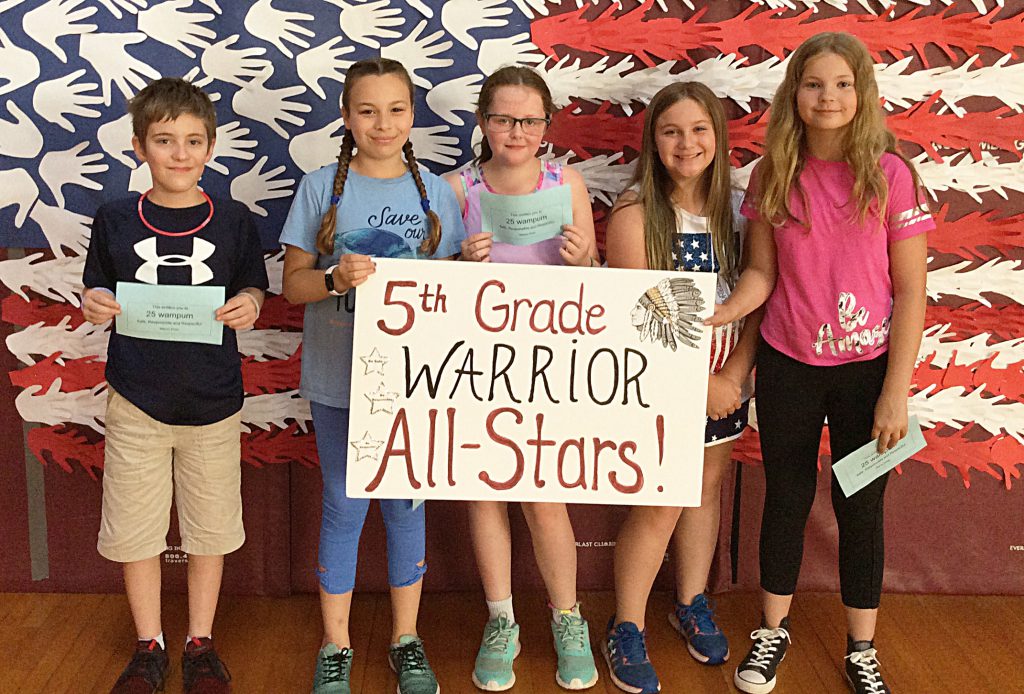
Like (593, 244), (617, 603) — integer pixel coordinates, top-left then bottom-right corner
(347, 258), (716, 506)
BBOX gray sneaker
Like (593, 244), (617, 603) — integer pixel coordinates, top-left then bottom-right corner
(312, 643), (353, 694)
(389, 635), (440, 694)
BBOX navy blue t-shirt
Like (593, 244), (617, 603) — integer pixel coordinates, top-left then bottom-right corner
(83, 194), (269, 425)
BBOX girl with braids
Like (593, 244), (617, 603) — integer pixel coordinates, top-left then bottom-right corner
(444, 66), (599, 692)
(280, 57), (464, 694)
(602, 81), (760, 694)
(707, 33), (931, 694)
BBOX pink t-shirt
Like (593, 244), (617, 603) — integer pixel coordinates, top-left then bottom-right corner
(742, 153), (933, 366)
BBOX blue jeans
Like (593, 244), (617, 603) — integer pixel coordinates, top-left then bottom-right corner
(311, 402), (427, 594)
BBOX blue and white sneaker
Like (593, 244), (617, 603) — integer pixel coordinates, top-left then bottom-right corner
(601, 618), (660, 694)
(668, 594), (730, 665)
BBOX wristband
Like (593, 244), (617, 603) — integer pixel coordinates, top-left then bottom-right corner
(236, 291), (261, 320)
(324, 265), (346, 296)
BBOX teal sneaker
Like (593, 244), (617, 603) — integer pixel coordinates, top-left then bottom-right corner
(472, 614), (520, 691)
(312, 643), (353, 694)
(389, 635), (440, 694)
(551, 612), (599, 690)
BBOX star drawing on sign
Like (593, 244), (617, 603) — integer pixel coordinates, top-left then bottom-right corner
(366, 381), (399, 415)
(360, 347), (389, 375)
(350, 430), (385, 462)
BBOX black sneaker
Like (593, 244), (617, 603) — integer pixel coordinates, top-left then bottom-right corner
(110, 639), (169, 694)
(845, 641), (891, 694)
(182, 636), (232, 693)
(733, 617), (791, 694)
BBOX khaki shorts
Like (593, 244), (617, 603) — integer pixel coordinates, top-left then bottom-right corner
(97, 388), (245, 563)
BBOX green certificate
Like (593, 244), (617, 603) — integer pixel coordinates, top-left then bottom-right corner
(115, 281), (225, 345)
(479, 184), (573, 245)
(832, 416), (927, 497)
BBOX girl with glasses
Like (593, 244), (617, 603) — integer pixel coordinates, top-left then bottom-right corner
(444, 65), (600, 692)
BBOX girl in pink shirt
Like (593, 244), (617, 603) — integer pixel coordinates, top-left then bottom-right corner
(445, 66), (600, 692)
(709, 33), (932, 694)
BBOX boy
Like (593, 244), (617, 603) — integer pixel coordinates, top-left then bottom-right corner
(82, 78), (269, 694)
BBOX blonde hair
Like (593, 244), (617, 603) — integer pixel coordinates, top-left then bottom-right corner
(612, 82), (738, 279)
(315, 58), (442, 257)
(757, 32), (924, 229)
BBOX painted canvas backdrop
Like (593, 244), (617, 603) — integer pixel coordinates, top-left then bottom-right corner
(0, 0), (1021, 595)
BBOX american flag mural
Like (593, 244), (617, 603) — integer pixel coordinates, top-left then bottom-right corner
(0, 0), (1021, 594)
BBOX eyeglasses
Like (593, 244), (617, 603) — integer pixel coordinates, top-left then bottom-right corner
(483, 113), (550, 135)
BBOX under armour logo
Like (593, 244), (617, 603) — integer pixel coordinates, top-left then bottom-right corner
(134, 238), (215, 285)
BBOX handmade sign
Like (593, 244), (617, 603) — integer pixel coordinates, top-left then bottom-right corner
(347, 259), (716, 506)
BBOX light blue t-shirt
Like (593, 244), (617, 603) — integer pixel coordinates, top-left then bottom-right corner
(279, 164), (465, 408)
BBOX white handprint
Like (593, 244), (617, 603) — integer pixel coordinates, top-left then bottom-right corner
(296, 38), (355, 100)
(409, 125), (460, 167)
(477, 33), (544, 75)
(32, 70), (103, 133)
(0, 167), (39, 228)
(96, 0), (146, 19)
(0, 253), (84, 307)
(29, 201), (92, 258)
(39, 141), (108, 207)
(137, 0), (215, 58)
(0, 27), (40, 97)
(288, 117), (344, 173)
(508, 0), (554, 17)
(197, 35), (271, 88)
(381, 20), (453, 89)
(0, 101), (43, 158)
(128, 161), (152, 193)
(232, 68), (311, 139)
(332, 0), (403, 50)
(404, 0), (433, 17)
(0, 0), (28, 13)
(207, 121), (257, 175)
(441, 0), (512, 50)
(243, 0), (314, 59)
(426, 73), (482, 126)
(22, 0), (97, 63)
(180, 66), (220, 102)
(97, 112), (136, 168)
(231, 156), (295, 217)
(79, 32), (160, 106)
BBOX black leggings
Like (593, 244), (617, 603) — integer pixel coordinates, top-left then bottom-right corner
(755, 340), (890, 609)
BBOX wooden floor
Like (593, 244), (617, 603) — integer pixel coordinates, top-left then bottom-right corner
(2, 590), (1022, 693)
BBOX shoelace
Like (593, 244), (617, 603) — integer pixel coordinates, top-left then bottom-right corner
(611, 626), (650, 666)
(682, 598), (720, 635)
(556, 615), (587, 651)
(482, 617), (515, 654)
(393, 641), (429, 674)
(745, 626), (790, 670)
(184, 644), (231, 687)
(122, 642), (164, 683)
(320, 649), (352, 682)
(846, 648), (887, 693)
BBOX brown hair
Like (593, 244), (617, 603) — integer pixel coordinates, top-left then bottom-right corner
(757, 31), (925, 229)
(315, 58), (442, 257)
(128, 77), (217, 143)
(476, 65), (556, 165)
(612, 82), (738, 278)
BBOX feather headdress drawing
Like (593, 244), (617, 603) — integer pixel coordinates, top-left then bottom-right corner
(631, 278), (705, 351)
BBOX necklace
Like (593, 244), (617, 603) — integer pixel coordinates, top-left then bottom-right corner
(137, 189), (214, 237)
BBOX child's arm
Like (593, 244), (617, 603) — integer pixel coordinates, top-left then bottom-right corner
(281, 245), (374, 305)
(444, 171), (492, 262)
(704, 218), (776, 327)
(216, 288), (264, 330)
(708, 307), (764, 420)
(604, 192), (647, 270)
(82, 288), (121, 325)
(872, 232), (927, 452)
(560, 166), (599, 267)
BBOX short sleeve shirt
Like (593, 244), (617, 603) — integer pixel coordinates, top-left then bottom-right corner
(742, 153), (933, 366)
(279, 164), (466, 408)
(82, 195), (269, 425)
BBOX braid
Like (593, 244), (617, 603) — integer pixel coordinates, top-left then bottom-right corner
(403, 141), (442, 257)
(315, 130), (355, 255)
